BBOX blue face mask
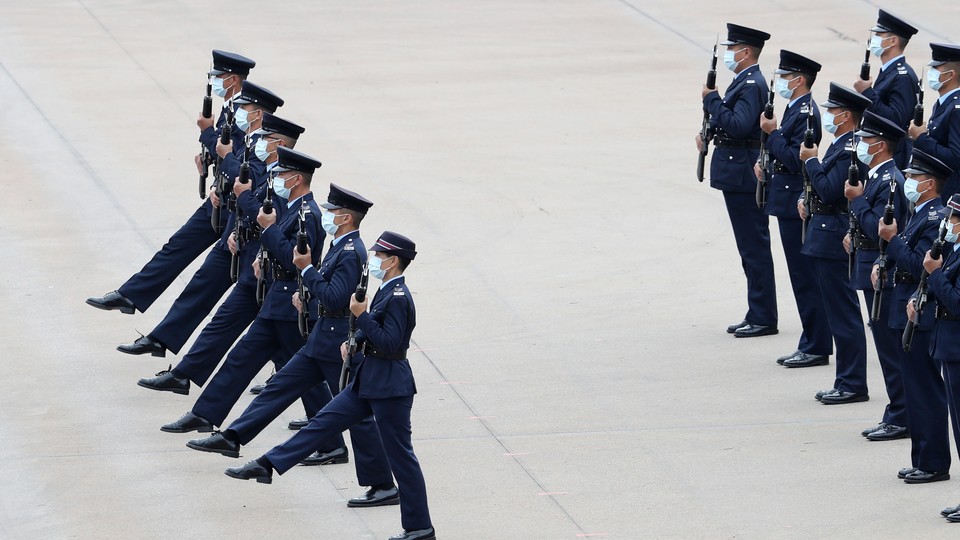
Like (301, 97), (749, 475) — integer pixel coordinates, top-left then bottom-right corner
(929, 67), (953, 91)
(776, 77), (795, 100)
(822, 111), (843, 134)
(321, 212), (341, 236)
(723, 49), (741, 72)
(368, 255), (386, 280)
(946, 220), (959, 244)
(211, 76), (227, 98)
(869, 35), (891, 58)
(856, 140), (876, 165)
(904, 177), (930, 204)
(254, 138), (271, 162)
(235, 108), (252, 132)
(272, 173), (296, 200)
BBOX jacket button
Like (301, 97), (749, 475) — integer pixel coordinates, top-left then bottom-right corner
(785, 185), (790, 189)
(283, 287), (288, 291)
(728, 156), (733, 160)
(821, 224), (826, 228)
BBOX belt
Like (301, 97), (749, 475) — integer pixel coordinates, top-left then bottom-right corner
(810, 200), (843, 215)
(936, 306), (960, 321)
(854, 234), (879, 251)
(894, 270), (918, 285)
(714, 137), (762, 149)
(272, 265), (298, 281)
(319, 307), (349, 319)
(361, 343), (407, 361)
(772, 162), (797, 175)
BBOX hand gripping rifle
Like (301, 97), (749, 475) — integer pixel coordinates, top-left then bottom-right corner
(211, 99), (234, 234)
(801, 104), (816, 244)
(756, 78), (775, 208)
(229, 133), (251, 283)
(903, 217), (949, 351)
(871, 178), (897, 322)
(296, 201), (312, 339)
(914, 69), (925, 127)
(860, 34), (872, 81)
(340, 263), (369, 391)
(199, 71), (214, 199)
(256, 182), (274, 306)
(847, 141), (860, 280)
(697, 36), (719, 183)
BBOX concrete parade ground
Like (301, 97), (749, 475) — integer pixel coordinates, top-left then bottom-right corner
(2, 0), (960, 538)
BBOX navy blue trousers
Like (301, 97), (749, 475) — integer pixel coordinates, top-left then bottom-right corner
(942, 361), (960, 458)
(778, 219), (832, 355)
(722, 191), (777, 326)
(862, 289), (907, 427)
(266, 389), (432, 532)
(811, 256), (867, 393)
(150, 245), (233, 354)
(174, 282), (260, 387)
(192, 317), (317, 427)
(898, 330), (949, 471)
(228, 350), (393, 487)
(118, 201), (220, 312)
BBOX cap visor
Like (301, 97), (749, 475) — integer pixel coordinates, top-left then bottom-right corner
(319, 202), (341, 210)
(929, 59), (948, 67)
(854, 128), (876, 137)
(902, 166), (926, 175)
(820, 99), (844, 109)
(720, 39), (738, 46)
(870, 24), (889, 33)
(774, 68), (794, 75)
(208, 69), (226, 76)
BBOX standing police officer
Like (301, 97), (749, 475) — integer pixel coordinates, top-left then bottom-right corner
(853, 10), (919, 170)
(698, 24), (777, 338)
(756, 50), (830, 365)
(909, 43), (960, 200)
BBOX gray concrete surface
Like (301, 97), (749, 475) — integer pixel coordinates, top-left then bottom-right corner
(2, 0), (960, 538)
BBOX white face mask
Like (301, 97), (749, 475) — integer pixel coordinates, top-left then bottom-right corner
(903, 177), (930, 204)
(272, 173), (297, 200)
(254, 138), (272, 162)
(869, 34), (892, 58)
(946, 220), (960, 244)
(776, 76), (795, 100)
(723, 49), (741, 72)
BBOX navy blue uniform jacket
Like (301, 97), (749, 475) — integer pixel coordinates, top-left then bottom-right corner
(352, 276), (417, 399)
(886, 198), (943, 329)
(704, 65), (768, 193)
(913, 91), (960, 197)
(764, 94), (821, 218)
(302, 231), (367, 361)
(802, 133), (864, 260)
(862, 57), (918, 168)
(849, 160), (908, 290)
(258, 194), (324, 321)
(928, 246), (960, 361)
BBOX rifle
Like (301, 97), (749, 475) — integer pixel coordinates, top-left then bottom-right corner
(914, 69), (925, 127)
(847, 141), (860, 280)
(871, 178), (897, 322)
(229, 132), (251, 284)
(801, 103), (816, 244)
(339, 262), (369, 391)
(296, 201), (312, 339)
(256, 181), (274, 306)
(860, 34), (871, 81)
(903, 218), (949, 351)
(211, 99), (234, 234)
(697, 36), (719, 183)
(756, 78), (775, 208)
(199, 72), (214, 199)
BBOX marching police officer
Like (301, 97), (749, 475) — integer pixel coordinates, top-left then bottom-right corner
(222, 231), (436, 540)
(798, 84), (871, 391)
(756, 50), (830, 366)
(853, 9), (919, 170)
(880, 149), (949, 476)
(909, 43), (960, 200)
(86, 50), (254, 316)
(698, 23), (777, 338)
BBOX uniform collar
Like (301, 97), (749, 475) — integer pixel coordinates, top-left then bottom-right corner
(880, 54), (904, 72)
(938, 87), (960, 105)
(379, 275), (405, 290)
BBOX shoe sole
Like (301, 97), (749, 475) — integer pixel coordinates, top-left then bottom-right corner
(904, 474), (950, 484)
(86, 299), (136, 315)
(299, 455), (349, 466)
(160, 424), (214, 434)
(116, 346), (166, 358)
(784, 359), (830, 368)
(137, 381), (189, 395)
(867, 433), (910, 441)
(820, 395), (870, 405)
(224, 469), (271, 483)
(734, 329), (779, 338)
(347, 497), (400, 508)
(186, 440), (239, 458)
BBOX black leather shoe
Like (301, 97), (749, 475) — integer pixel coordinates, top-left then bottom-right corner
(347, 486), (400, 507)
(734, 324), (778, 338)
(866, 424), (909, 441)
(225, 461), (272, 484)
(815, 388), (837, 402)
(776, 350), (800, 365)
(388, 528), (436, 540)
(948, 511), (960, 522)
(186, 432), (240, 458)
(288, 416), (309, 430)
(783, 353), (830, 368)
(249, 371), (275, 394)
(819, 390), (869, 405)
(862, 423), (886, 437)
(727, 320), (748, 334)
(137, 365), (189, 395)
(300, 446), (349, 466)
(161, 411), (214, 434)
(904, 470), (950, 484)
(86, 290), (136, 314)
(898, 467), (918, 479)
(117, 334), (166, 357)
(941, 503), (960, 517)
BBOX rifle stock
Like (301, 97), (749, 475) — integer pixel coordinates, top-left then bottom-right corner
(756, 78), (775, 208)
(340, 263), (369, 391)
(697, 37), (719, 183)
(871, 179), (897, 322)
